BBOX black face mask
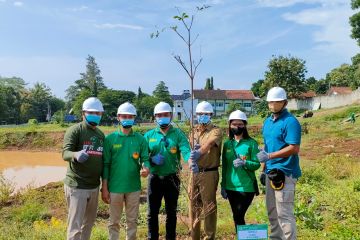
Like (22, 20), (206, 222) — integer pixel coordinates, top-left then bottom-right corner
(231, 127), (245, 136)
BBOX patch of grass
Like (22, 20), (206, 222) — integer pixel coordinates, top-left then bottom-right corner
(0, 173), (15, 206)
(12, 201), (49, 223)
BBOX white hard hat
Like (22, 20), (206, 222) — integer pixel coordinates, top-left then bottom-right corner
(266, 87), (287, 101)
(196, 101), (213, 114)
(117, 102), (137, 115)
(228, 110), (247, 122)
(154, 102), (172, 115)
(82, 97), (104, 112)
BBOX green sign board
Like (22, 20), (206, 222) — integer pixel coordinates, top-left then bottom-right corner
(237, 224), (268, 240)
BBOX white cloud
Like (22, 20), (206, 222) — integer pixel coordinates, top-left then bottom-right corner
(94, 23), (144, 30)
(282, 3), (358, 57)
(255, 28), (293, 46)
(256, 0), (346, 8)
(69, 5), (88, 12)
(13, 1), (23, 7)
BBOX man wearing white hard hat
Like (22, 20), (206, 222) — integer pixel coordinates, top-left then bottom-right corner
(188, 101), (223, 240)
(257, 87), (301, 240)
(144, 101), (191, 240)
(101, 102), (150, 240)
(221, 110), (260, 233)
(62, 97), (105, 240)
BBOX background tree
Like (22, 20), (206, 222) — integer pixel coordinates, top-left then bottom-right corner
(153, 81), (173, 106)
(75, 55), (106, 97)
(65, 55), (107, 113)
(204, 77), (214, 90)
(251, 79), (266, 98)
(325, 64), (355, 88)
(98, 89), (136, 125)
(254, 99), (270, 118)
(137, 86), (148, 100)
(225, 102), (244, 115)
(71, 89), (92, 118)
(305, 77), (317, 91)
(314, 79), (330, 94)
(135, 95), (159, 121)
(351, 53), (360, 89)
(350, 0), (360, 46)
(263, 55), (307, 98)
(204, 78), (210, 90)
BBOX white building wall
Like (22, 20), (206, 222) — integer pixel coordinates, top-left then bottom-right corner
(287, 88), (360, 110)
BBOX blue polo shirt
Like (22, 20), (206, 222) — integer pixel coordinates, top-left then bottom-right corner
(262, 109), (302, 178)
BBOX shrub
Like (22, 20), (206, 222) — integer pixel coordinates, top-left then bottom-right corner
(354, 179), (360, 192)
(12, 201), (49, 223)
(28, 119), (38, 125)
(0, 173), (15, 206)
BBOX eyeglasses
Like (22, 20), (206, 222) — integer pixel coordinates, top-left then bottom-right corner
(231, 124), (245, 127)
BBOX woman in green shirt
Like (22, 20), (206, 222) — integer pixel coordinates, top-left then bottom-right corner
(221, 110), (260, 231)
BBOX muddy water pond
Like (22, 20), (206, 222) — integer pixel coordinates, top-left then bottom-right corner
(0, 151), (66, 191)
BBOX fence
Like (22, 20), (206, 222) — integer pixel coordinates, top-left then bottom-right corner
(287, 88), (360, 110)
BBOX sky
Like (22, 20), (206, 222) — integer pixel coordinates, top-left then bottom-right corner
(0, 0), (358, 99)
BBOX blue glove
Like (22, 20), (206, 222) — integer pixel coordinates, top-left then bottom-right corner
(194, 144), (201, 150)
(233, 158), (245, 168)
(151, 154), (165, 166)
(74, 149), (89, 163)
(221, 188), (227, 199)
(257, 150), (270, 163)
(189, 161), (199, 173)
(190, 150), (201, 162)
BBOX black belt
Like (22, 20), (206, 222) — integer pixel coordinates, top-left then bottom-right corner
(198, 167), (218, 172)
(150, 173), (178, 180)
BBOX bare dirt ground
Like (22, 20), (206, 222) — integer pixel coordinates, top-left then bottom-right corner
(300, 137), (360, 160)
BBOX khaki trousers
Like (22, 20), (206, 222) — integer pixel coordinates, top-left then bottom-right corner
(108, 191), (141, 240)
(64, 185), (99, 240)
(266, 175), (297, 240)
(188, 171), (219, 240)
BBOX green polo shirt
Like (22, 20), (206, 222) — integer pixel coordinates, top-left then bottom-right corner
(62, 121), (105, 189)
(144, 126), (191, 176)
(221, 138), (260, 192)
(103, 129), (150, 193)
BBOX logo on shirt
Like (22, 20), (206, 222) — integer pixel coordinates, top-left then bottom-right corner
(132, 152), (139, 159)
(170, 147), (177, 154)
(149, 138), (157, 142)
(113, 144), (122, 149)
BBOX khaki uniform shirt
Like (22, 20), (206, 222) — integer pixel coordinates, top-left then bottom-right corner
(193, 123), (223, 169)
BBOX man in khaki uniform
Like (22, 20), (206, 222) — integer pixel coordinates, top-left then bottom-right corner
(188, 101), (223, 240)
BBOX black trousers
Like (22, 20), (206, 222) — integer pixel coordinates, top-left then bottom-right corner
(147, 174), (180, 240)
(226, 190), (255, 232)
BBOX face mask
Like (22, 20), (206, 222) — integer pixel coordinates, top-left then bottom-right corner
(85, 114), (101, 126)
(156, 117), (171, 129)
(120, 119), (134, 129)
(197, 115), (211, 125)
(268, 101), (286, 114)
(231, 126), (245, 136)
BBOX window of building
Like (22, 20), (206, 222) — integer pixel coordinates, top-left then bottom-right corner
(243, 102), (252, 108)
(216, 102), (224, 107)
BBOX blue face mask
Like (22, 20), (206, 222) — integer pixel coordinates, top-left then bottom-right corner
(120, 119), (134, 128)
(197, 114), (211, 125)
(156, 117), (171, 128)
(85, 114), (101, 126)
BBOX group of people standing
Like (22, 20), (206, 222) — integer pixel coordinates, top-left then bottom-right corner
(62, 86), (301, 240)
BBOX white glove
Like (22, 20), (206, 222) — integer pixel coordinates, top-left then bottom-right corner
(257, 150), (270, 163)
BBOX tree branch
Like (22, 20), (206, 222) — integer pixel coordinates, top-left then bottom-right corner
(173, 55), (192, 79)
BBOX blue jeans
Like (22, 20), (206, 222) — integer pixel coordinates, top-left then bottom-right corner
(147, 173), (180, 240)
